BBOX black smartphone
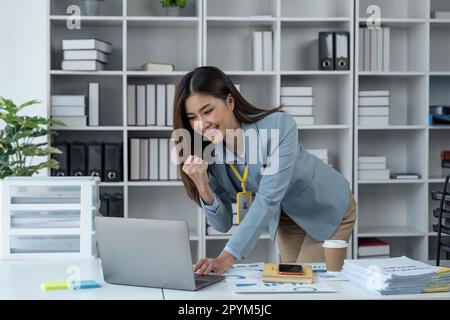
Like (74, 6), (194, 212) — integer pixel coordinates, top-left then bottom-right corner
(278, 264), (303, 275)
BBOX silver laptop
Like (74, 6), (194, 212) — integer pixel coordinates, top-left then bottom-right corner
(95, 217), (224, 291)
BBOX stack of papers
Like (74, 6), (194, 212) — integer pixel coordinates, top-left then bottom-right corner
(342, 256), (450, 295)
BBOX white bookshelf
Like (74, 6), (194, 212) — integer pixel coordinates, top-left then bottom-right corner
(355, 0), (450, 263)
(48, 0), (354, 264)
(426, 0), (450, 261)
(48, 0), (450, 264)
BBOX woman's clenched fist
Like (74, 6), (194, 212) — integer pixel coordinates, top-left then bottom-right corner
(182, 155), (210, 190)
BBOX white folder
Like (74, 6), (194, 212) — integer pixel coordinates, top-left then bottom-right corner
(166, 84), (175, 127)
(156, 84), (166, 126)
(140, 139), (149, 180)
(146, 84), (156, 126)
(137, 85), (146, 126)
(88, 83), (99, 126)
(149, 138), (159, 180)
(130, 138), (140, 180)
(159, 139), (169, 180)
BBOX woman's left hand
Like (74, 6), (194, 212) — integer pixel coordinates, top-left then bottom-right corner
(193, 251), (237, 275)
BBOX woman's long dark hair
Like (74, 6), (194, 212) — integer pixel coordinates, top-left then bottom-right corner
(173, 66), (283, 207)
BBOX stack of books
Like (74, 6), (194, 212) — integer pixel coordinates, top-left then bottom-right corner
(389, 172), (420, 180)
(342, 256), (450, 295)
(51, 95), (87, 127)
(129, 138), (180, 181)
(431, 11), (450, 19)
(141, 61), (175, 72)
(262, 264), (314, 284)
(359, 27), (390, 72)
(62, 39), (112, 71)
(51, 83), (99, 127)
(281, 86), (314, 126)
(358, 156), (389, 180)
(442, 150), (450, 177)
(252, 30), (273, 71)
(307, 149), (330, 167)
(358, 90), (390, 127)
(358, 238), (390, 259)
(127, 83), (175, 127)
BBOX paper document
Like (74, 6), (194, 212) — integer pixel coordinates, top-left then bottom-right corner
(224, 263), (336, 294)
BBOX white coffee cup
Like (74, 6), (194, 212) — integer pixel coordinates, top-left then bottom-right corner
(323, 240), (348, 249)
(322, 240), (348, 273)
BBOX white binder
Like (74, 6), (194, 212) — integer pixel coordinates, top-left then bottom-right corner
(136, 85), (146, 126)
(156, 84), (166, 126)
(127, 85), (136, 126)
(130, 138), (140, 180)
(146, 84), (156, 126)
(149, 138), (159, 180)
(159, 139), (169, 180)
(140, 139), (149, 180)
(88, 82), (99, 126)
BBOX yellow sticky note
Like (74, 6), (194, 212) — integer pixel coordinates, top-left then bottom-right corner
(41, 281), (70, 291)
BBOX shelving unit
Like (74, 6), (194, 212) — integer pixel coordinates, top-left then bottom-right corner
(48, 0), (202, 263)
(47, 0), (450, 263)
(427, 0), (450, 262)
(47, 0), (354, 263)
(355, 0), (450, 262)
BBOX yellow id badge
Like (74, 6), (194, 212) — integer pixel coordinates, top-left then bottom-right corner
(236, 191), (252, 224)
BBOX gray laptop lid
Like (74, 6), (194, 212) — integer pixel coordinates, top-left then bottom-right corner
(95, 217), (196, 291)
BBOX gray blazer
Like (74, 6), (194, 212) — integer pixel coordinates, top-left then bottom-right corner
(199, 111), (350, 260)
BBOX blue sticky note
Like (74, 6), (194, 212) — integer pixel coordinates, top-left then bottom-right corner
(71, 280), (101, 290)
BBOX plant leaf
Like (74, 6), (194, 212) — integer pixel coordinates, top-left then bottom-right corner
(18, 99), (40, 111)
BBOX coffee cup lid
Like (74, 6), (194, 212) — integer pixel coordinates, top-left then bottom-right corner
(322, 240), (348, 248)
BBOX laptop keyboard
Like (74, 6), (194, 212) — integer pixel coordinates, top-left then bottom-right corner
(195, 279), (209, 286)
(194, 274), (223, 288)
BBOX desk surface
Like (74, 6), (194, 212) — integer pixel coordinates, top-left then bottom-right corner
(0, 259), (163, 300)
(0, 259), (449, 300)
(163, 278), (450, 300)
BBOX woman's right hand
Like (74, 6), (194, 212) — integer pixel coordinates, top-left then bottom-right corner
(182, 155), (214, 204)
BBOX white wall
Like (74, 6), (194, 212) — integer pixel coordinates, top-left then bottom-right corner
(0, 0), (49, 175)
(0, 0), (48, 125)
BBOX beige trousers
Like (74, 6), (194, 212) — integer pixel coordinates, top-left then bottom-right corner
(276, 191), (357, 263)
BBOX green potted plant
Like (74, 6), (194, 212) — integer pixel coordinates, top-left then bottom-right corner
(0, 97), (64, 179)
(160, 0), (188, 16)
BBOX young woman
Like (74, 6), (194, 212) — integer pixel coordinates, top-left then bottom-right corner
(173, 66), (357, 276)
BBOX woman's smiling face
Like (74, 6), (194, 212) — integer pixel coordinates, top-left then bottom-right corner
(185, 93), (238, 144)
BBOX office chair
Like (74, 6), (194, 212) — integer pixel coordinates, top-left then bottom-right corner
(431, 174), (450, 266)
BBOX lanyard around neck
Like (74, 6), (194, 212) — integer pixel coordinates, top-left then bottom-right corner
(228, 163), (249, 192)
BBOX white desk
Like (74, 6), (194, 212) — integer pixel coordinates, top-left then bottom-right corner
(163, 278), (450, 300)
(0, 259), (163, 300)
(0, 259), (449, 300)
